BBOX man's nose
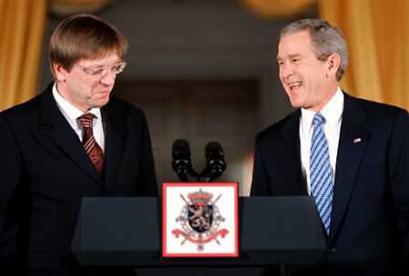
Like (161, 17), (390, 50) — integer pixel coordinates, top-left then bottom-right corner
(280, 63), (294, 79)
(100, 70), (116, 86)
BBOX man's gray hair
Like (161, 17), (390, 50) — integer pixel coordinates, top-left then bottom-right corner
(280, 19), (348, 81)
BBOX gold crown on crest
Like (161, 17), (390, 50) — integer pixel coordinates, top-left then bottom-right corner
(188, 189), (213, 205)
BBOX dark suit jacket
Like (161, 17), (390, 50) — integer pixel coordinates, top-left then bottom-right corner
(251, 93), (409, 276)
(0, 83), (157, 275)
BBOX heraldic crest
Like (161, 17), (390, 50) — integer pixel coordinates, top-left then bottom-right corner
(171, 189), (228, 251)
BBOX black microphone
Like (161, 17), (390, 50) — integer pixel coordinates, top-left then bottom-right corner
(200, 141), (227, 182)
(172, 139), (196, 181)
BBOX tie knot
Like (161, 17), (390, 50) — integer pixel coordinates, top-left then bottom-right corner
(78, 113), (95, 129)
(313, 113), (325, 127)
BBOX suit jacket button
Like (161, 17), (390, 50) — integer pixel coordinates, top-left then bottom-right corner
(329, 248), (337, 253)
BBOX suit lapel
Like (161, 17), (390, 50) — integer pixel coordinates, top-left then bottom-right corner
(276, 111), (308, 195)
(39, 85), (102, 183)
(101, 103), (126, 194)
(329, 94), (369, 243)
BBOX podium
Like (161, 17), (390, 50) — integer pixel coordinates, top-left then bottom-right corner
(72, 196), (326, 266)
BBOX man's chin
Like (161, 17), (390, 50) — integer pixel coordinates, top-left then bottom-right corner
(288, 98), (303, 109)
(94, 97), (110, 108)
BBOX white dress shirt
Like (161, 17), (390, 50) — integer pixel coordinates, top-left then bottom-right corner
(52, 84), (105, 152)
(299, 88), (344, 194)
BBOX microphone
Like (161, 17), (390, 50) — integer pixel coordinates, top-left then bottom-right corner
(200, 141), (227, 182)
(171, 139), (196, 181)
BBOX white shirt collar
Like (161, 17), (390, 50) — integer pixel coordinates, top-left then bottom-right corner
(300, 87), (344, 131)
(52, 83), (102, 128)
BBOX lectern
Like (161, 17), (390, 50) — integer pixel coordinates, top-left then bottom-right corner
(72, 196), (326, 266)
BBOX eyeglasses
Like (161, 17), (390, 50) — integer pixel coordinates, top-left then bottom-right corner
(78, 61), (127, 78)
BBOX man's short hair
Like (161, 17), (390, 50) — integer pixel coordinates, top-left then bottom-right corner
(49, 14), (128, 72)
(279, 18), (348, 81)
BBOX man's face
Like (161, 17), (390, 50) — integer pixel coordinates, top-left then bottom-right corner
(54, 53), (123, 111)
(277, 30), (332, 112)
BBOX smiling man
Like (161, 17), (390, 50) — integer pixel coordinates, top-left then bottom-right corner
(251, 19), (409, 276)
(0, 14), (157, 276)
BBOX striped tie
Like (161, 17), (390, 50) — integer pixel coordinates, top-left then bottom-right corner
(310, 113), (333, 234)
(78, 113), (104, 173)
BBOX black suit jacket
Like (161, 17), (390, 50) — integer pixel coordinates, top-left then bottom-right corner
(251, 93), (409, 276)
(0, 83), (157, 275)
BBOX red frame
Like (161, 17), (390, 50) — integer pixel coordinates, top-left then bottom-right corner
(162, 182), (239, 258)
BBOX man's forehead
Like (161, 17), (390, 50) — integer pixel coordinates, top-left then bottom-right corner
(78, 53), (121, 66)
(277, 31), (313, 57)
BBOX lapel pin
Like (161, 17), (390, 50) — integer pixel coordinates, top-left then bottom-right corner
(353, 137), (362, 144)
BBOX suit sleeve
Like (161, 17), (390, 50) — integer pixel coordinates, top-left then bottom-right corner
(250, 135), (272, 196)
(136, 111), (158, 196)
(0, 113), (24, 267)
(389, 109), (409, 269)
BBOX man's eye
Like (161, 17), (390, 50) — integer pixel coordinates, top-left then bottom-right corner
(88, 68), (104, 75)
(111, 66), (121, 73)
(291, 58), (300, 63)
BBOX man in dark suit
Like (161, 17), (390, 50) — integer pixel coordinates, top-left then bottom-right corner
(251, 19), (409, 275)
(0, 14), (157, 275)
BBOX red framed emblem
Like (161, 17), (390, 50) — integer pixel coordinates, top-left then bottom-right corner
(162, 182), (239, 257)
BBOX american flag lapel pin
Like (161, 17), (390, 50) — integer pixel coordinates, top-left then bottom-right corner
(353, 137), (362, 144)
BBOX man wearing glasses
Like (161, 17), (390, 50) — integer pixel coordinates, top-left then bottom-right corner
(0, 14), (157, 275)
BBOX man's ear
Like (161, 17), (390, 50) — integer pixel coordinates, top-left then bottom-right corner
(52, 63), (69, 82)
(327, 53), (341, 78)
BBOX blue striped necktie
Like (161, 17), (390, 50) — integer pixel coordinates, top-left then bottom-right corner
(310, 113), (333, 234)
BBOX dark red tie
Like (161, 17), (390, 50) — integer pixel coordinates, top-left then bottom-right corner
(78, 113), (104, 173)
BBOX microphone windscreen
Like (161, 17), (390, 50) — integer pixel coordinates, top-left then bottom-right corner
(172, 139), (191, 159)
(205, 141), (224, 160)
